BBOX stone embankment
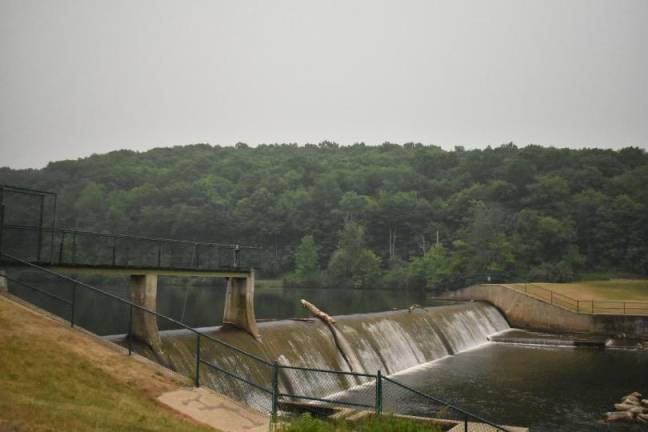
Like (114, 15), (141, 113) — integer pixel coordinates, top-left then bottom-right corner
(604, 392), (648, 424)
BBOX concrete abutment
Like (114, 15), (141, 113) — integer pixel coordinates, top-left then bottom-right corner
(223, 271), (260, 339)
(128, 270), (260, 352)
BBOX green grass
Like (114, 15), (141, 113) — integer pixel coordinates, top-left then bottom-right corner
(519, 279), (648, 301)
(278, 414), (443, 432)
(0, 300), (216, 432)
(578, 271), (647, 281)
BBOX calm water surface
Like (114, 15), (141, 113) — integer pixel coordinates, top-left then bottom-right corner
(391, 344), (648, 432)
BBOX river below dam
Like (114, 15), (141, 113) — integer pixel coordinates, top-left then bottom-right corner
(149, 301), (647, 432)
(375, 343), (648, 432)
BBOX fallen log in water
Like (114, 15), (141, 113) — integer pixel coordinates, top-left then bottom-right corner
(301, 299), (336, 325)
(300, 299), (355, 371)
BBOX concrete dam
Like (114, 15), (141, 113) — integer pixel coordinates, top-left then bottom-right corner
(133, 301), (510, 410)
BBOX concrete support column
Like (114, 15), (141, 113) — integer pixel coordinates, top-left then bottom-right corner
(0, 269), (7, 294)
(128, 273), (163, 353)
(223, 270), (260, 339)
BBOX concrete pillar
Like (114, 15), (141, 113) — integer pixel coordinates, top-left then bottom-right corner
(223, 270), (260, 339)
(0, 269), (7, 294)
(128, 273), (163, 353)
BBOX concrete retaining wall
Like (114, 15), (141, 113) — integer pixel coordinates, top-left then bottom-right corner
(445, 284), (648, 338)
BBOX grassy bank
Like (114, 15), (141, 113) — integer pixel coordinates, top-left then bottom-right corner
(515, 279), (648, 301)
(0, 296), (216, 432)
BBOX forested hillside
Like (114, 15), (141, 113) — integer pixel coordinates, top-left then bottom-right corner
(1, 143), (647, 288)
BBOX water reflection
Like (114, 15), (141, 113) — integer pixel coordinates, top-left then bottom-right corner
(8, 271), (433, 335)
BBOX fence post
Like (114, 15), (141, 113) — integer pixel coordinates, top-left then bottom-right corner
(271, 361), (279, 423)
(58, 232), (65, 264)
(192, 243), (198, 269)
(550, 290), (553, 304)
(72, 232), (77, 264)
(112, 238), (117, 266)
(157, 243), (162, 267)
(624, 302), (626, 315)
(195, 333), (201, 387)
(464, 414), (468, 432)
(375, 370), (382, 416)
(0, 203), (4, 256)
(70, 284), (76, 327)
(128, 304), (133, 355)
(233, 245), (240, 268)
(577, 300), (580, 313)
(37, 194), (44, 262)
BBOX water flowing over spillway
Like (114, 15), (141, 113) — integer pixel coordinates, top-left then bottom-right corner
(154, 301), (509, 409)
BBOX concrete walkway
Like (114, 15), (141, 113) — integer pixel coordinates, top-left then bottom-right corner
(158, 387), (270, 432)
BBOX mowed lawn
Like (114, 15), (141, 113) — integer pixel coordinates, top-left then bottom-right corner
(0, 296), (216, 432)
(512, 279), (648, 301)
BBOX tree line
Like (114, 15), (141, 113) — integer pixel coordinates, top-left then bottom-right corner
(1, 142), (647, 289)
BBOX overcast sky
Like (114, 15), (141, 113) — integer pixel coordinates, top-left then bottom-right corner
(1, 0), (647, 169)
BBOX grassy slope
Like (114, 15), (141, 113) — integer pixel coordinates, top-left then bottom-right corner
(515, 279), (648, 301)
(0, 296), (216, 432)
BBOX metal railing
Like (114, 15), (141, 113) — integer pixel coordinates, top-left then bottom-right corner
(1, 223), (260, 270)
(509, 283), (648, 316)
(0, 252), (512, 431)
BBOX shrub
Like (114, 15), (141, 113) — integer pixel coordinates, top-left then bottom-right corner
(278, 413), (443, 432)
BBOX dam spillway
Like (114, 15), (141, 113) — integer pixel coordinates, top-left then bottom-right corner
(148, 301), (510, 409)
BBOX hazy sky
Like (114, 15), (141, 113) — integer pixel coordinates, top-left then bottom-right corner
(1, 0), (647, 169)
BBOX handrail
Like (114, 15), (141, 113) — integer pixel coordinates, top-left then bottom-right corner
(3, 223), (260, 250)
(507, 283), (648, 316)
(0, 184), (57, 196)
(382, 376), (512, 431)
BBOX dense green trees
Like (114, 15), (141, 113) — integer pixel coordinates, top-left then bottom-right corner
(326, 222), (382, 289)
(1, 143), (647, 287)
(285, 235), (320, 287)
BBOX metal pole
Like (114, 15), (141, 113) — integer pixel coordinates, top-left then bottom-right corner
(37, 194), (44, 261)
(375, 370), (382, 416)
(157, 243), (162, 267)
(0, 187), (3, 257)
(49, 194), (57, 264)
(192, 243), (198, 268)
(128, 304), (133, 355)
(112, 238), (117, 266)
(58, 232), (65, 264)
(71, 283), (76, 327)
(195, 333), (201, 387)
(577, 300), (580, 313)
(234, 244), (240, 268)
(271, 361), (279, 422)
(464, 415), (468, 432)
(0, 204), (4, 256)
(72, 232), (77, 264)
